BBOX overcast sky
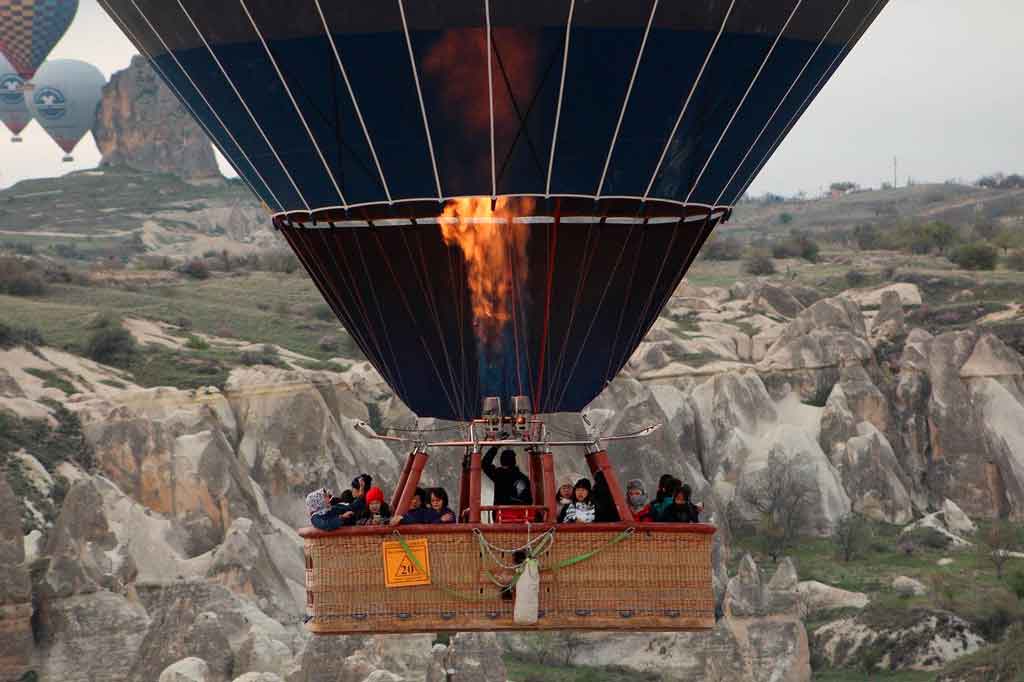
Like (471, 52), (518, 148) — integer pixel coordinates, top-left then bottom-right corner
(1, 0), (1021, 196)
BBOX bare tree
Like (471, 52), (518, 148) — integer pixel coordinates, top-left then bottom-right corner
(980, 521), (1018, 579)
(833, 512), (869, 562)
(741, 451), (817, 561)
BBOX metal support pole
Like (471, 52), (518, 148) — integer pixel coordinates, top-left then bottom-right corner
(539, 450), (557, 522)
(468, 450), (483, 523)
(585, 450), (632, 522)
(390, 449), (428, 525)
(390, 450), (415, 512)
(457, 449), (471, 521)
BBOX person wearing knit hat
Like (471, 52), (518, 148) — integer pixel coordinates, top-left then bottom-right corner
(355, 486), (392, 526)
(626, 479), (653, 522)
(555, 473), (582, 520)
(557, 478), (596, 523)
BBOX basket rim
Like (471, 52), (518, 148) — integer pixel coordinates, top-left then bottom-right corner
(298, 521), (717, 539)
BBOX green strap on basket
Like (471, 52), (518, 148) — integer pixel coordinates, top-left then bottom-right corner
(392, 532), (509, 602)
(546, 527), (635, 572)
(391, 526), (635, 602)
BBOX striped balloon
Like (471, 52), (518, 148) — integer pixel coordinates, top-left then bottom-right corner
(0, 0), (78, 81)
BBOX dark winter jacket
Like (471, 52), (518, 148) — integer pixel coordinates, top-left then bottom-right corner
(400, 507), (440, 525)
(482, 447), (533, 505)
(659, 501), (701, 523)
(433, 506), (457, 524)
(591, 471), (619, 522)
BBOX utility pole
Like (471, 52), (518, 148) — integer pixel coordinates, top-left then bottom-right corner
(893, 156), (898, 188)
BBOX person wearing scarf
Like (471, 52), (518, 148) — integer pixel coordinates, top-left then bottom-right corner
(626, 479), (653, 522)
(306, 487), (355, 531)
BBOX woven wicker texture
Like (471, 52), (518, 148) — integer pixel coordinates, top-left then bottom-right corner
(304, 524), (714, 633)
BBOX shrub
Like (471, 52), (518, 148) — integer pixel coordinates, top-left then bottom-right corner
(0, 323), (44, 349)
(85, 326), (137, 367)
(949, 243), (998, 271)
(845, 270), (867, 287)
(833, 513), (869, 562)
(184, 334), (209, 350)
(903, 526), (951, 550)
(771, 230), (819, 262)
(702, 236), (743, 261)
(744, 254), (776, 276)
(240, 344), (282, 367)
(311, 303), (334, 321)
(1009, 571), (1024, 601)
(1006, 250), (1024, 272)
(179, 258), (210, 280)
(0, 257), (48, 296)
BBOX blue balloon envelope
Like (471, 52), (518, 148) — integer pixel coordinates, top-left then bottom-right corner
(98, 0), (889, 419)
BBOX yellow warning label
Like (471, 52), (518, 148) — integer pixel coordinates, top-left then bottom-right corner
(382, 539), (431, 588)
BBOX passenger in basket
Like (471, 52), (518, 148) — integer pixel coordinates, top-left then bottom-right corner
(654, 474), (675, 506)
(483, 446), (533, 523)
(626, 479), (653, 522)
(558, 478), (596, 523)
(591, 470), (619, 522)
(659, 483), (701, 523)
(355, 486), (391, 526)
(556, 474), (580, 520)
(349, 473), (372, 516)
(652, 477), (681, 521)
(429, 487), (457, 524)
(306, 487), (355, 531)
(400, 487), (439, 525)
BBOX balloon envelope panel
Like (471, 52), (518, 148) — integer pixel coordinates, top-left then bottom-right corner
(0, 0), (79, 80)
(24, 58), (105, 154)
(97, 0), (890, 419)
(0, 53), (32, 136)
(99, 0), (889, 215)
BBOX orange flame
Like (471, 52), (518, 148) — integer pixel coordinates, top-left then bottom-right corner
(440, 196), (535, 350)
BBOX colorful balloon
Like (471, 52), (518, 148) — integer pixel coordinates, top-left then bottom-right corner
(24, 58), (104, 161)
(99, 0), (889, 420)
(0, 52), (31, 141)
(0, 0), (79, 81)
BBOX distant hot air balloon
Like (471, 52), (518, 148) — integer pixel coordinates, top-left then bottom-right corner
(24, 58), (104, 162)
(0, 53), (31, 141)
(0, 0), (78, 81)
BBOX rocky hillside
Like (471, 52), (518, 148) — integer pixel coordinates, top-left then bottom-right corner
(94, 55), (220, 181)
(5, 265), (1024, 680)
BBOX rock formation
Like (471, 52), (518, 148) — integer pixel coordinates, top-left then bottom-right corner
(94, 55), (220, 181)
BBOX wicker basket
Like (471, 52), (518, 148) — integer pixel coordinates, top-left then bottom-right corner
(300, 522), (715, 634)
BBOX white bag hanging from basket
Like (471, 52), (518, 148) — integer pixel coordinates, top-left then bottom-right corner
(513, 557), (540, 625)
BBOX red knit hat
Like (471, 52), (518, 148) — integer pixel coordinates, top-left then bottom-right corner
(365, 486), (384, 504)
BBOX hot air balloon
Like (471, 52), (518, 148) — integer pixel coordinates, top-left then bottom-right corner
(0, 53), (31, 141)
(0, 0), (78, 81)
(98, 0), (891, 635)
(24, 58), (104, 162)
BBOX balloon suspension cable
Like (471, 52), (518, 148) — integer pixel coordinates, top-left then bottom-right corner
(352, 418), (660, 451)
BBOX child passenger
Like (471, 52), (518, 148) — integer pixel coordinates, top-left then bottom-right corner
(355, 486), (391, 526)
(429, 487), (456, 524)
(557, 478), (596, 523)
(556, 473), (580, 520)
